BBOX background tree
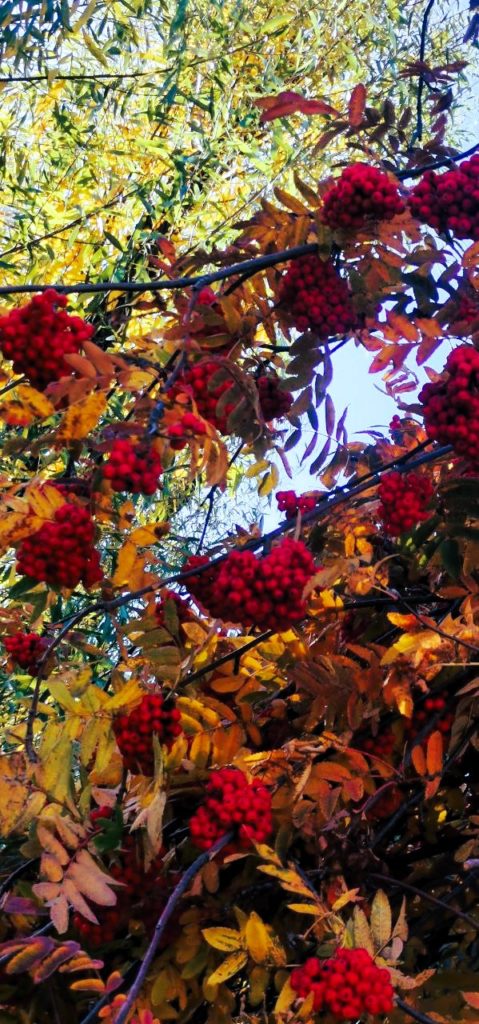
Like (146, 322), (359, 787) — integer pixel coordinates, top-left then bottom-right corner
(0, 3), (478, 1024)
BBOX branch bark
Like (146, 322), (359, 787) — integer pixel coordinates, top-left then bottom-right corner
(112, 832), (232, 1024)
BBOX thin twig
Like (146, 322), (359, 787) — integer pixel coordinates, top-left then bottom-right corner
(411, 0), (437, 146)
(369, 871), (478, 929)
(396, 143), (479, 179)
(112, 832), (232, 1024)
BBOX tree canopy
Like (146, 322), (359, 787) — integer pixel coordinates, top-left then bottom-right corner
(0, 2), (478, 1024)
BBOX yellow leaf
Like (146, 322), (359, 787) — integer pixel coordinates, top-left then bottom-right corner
(353, 907), (374, 954)
(47, 679), (79, 714)
(105, 678), (143, 713)
(206, 951), (248, 986)
(202, 928), (243, 952)
(112, 539), (142, 587)
(7, 384), (54, 421)
(287, 903), (321, 915)
(275, 977), (296, 1013)
(189, 732), (211, 769)
(245, 912), (271, 963)
(56, 391), (107, 441)
(27, 483), (65, 520)
(370, 890), (392, 948)
(0, 753), (34, 837)
(332, 888), (360, 911)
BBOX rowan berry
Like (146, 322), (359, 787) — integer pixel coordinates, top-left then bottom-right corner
(276, 490), (317, 517)
(278, 255), (358, 337)
(359, 729), (396, 760)
(184, 538), (315, 631)
(406, 691), (454, 744)
(171, 361), (235, 433)
(321, 163), (404, 231)
(103, 440), (163, 495)
(419, 344), (479, 463)
(0, 290), (94, 391)
(113, 693), (183, 775)
(3, 631), (48, 672)
(167, 412), (207, 450)
(257, 375), (293, 420)
(409, 156), (479, 240)
(16, 503), (103, 589)
(378, 471), (434, 536)
(290, 947), (395, 1020)
(189, 767), (273, 850)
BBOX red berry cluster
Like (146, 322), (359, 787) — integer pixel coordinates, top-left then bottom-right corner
(359, 729), (396, 760)
(3, 631), (48, 672)
(406, 692), (454, 743)
(0, 289), (94, 391)
(450, 293), (479, 332)
(378, 471), (434, 536)
(189, 768), (272, 850)
(409, 156), (479, 241)
(103, 440), (163, 495)
(156, 588), (193, 627)
(321, 163), (404, 231)
(257, 375), (292, 420)
(365, 784), (404, 821)
(168, 412), (207, 450)
(389, 414), (402, 433)
(278, 255), (358, 337)
(419, 344), (479, 463)
(276, 490), (317, 517)
(184, 538), (315, 631)
(74, 830), (172, 947)
(16, 503), (103, 589)
(290, 947), (394, 1020)
(113, 693), (183, 775)
(173, 361), (235, 433)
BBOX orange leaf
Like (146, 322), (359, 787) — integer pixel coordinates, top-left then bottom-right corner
(348, 83), (366, 127)
(411, 744), (427, 776)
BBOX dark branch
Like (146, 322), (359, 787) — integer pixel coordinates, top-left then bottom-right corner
(396, 996), (444, 1024)
(112, 832), (233, 1024)
(0, 243), (318, 296)
(411, 0), (437, 146)
(369, 872), (478, 929)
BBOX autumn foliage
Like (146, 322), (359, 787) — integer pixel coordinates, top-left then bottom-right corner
(0, 6), (479, 1024)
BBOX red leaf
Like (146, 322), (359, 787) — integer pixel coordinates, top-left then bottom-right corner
(255, 90), (339, 123)
(348, 84), (367, 127)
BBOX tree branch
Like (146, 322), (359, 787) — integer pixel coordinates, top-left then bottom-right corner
(411, 0), (437, 146)
(396, 996), (444, 1024)
(0, 243), (317, 297)
(369, 871), (478, 929)
(111, 832), (233, 1024)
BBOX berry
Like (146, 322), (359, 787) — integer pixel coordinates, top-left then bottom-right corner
(321, 163), (404, 232)
(184, 538), (316, 631)
(172, 361), (236, 433)
(16, 503), (103, 589)
(419, 344), (479, 464)
(406, 691), (454, 745)
(3, 631), (48, 672)
(290, 947), (394, 1020)
(90, 805), (114, 826)
(276, 490), (317, 517)
(450, 293), (479, 333)
(378, 471), (434, 536)
(189, 767), (272, 850)
(409, 155), (479, 241)
(365, 784), (404, 821)
(167, 412), (207, 450)
(257, 375), (293, 420)
(358, 729), (396, 760)
(113, 693), (183, 775)
(73, 834), (173, 947)
(103, 440), (163, 495)
(0, 290), (94, 391)
(278, 254), (359, 337)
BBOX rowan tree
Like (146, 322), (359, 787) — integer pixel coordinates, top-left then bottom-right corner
(0, 3), (478, 1024)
